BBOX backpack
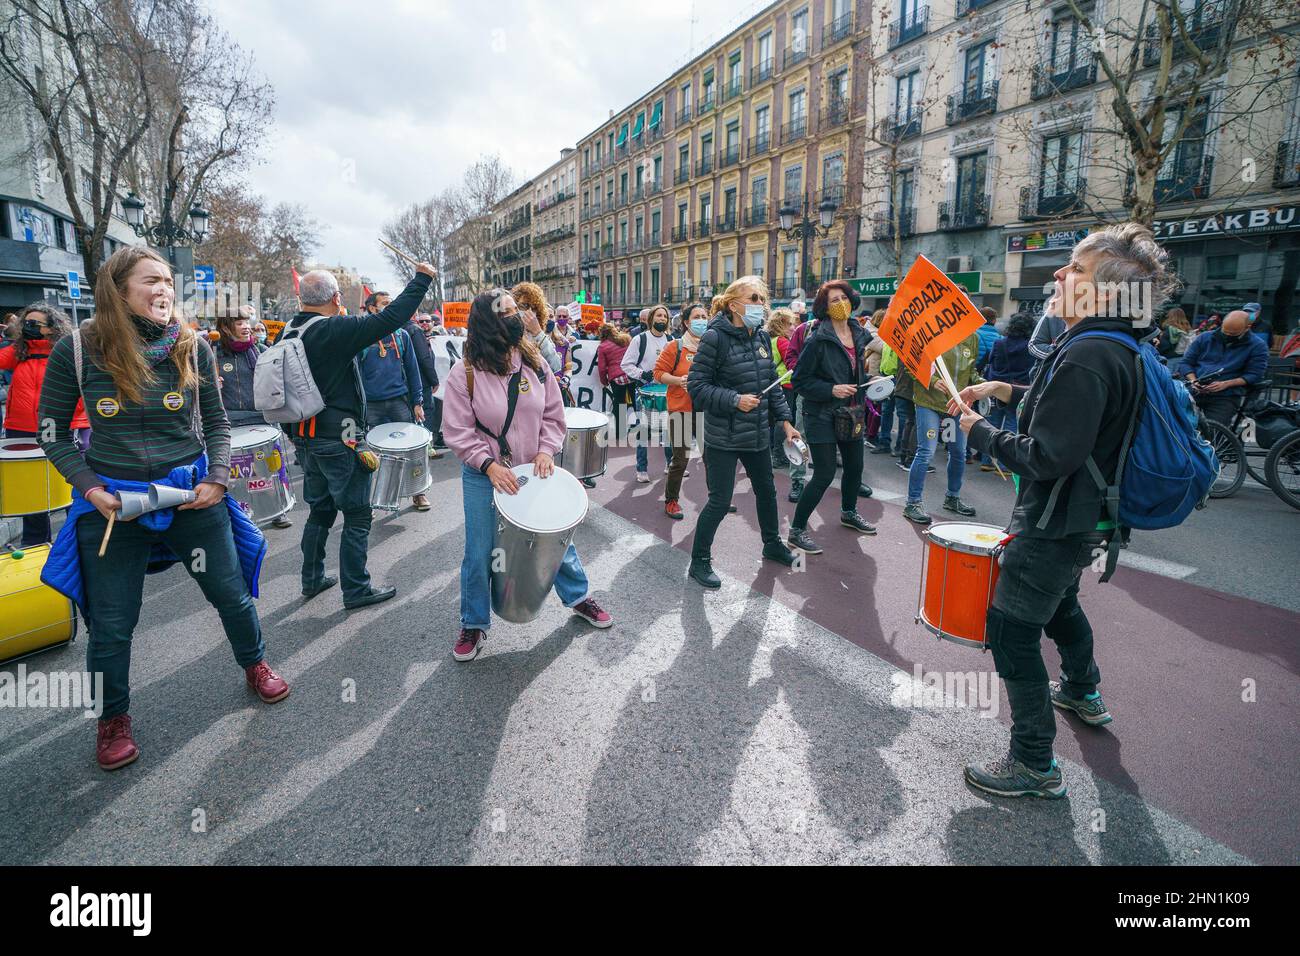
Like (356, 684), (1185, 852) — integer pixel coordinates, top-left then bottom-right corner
(1042, 330), (1218, 580)
(254, 315), (327, 423)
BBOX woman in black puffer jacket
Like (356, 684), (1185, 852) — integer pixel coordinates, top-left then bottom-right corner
(788, 280), (877, 555)
(685, 275), (802, 588)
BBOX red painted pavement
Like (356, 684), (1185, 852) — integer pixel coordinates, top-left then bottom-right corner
(589, 448), (1300, 865)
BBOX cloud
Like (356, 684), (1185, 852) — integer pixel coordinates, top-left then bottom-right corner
(207, 0), (752, 289)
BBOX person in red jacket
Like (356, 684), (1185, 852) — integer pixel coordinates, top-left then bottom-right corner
(596, 321), (634, 428)
(2, 304), (89, 545)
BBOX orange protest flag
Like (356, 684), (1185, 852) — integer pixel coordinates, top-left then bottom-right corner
(877, 254), (985, 389)
(442, 301), (470, 329)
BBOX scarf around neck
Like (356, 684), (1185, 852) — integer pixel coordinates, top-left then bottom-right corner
(132, 316), (181, 366)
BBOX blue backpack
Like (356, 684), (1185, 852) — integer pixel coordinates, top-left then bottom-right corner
(1043, 330), (1218, 580)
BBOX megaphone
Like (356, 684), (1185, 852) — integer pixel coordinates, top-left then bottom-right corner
(147, 484), (196, 510)
(116, 490), (151, 520)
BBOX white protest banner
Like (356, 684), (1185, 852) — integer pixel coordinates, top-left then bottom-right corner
(426, 334), (613, 414)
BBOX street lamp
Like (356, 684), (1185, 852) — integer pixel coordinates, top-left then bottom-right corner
(778, 192), (839, 298)
(122, 191), (209, 246)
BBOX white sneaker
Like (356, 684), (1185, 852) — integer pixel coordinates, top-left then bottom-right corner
(636, 471), (650, 483)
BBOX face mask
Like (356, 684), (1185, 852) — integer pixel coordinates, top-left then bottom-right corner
(546, 320), (555, 334)
(828, 300), (853, 323)
(690, 319), (708, 336)
(653, 319), (668, 332)
(21, 319), (46, 340)
(742, 304), (765, 330)
(505, 315), (525, 344)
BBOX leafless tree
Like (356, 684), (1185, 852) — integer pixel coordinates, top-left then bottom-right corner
(442, 153), (516, 297)
(380, 188), (459, 307)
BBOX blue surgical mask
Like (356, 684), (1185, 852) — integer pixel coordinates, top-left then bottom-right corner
(690, 319), (708, 336)
(742, 304), (765, 330)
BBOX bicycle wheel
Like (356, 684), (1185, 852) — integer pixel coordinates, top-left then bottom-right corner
(1202, 419), (1245, 497)
(1264, 428), (1300, 511)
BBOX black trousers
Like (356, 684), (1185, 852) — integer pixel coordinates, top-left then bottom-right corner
(690, 445), (781, 561)
(1195, 392), (1238, 426)
(792, 437), (864, 528)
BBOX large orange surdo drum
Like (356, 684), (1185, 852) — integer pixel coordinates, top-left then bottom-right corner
(916, 522), (1006, 650)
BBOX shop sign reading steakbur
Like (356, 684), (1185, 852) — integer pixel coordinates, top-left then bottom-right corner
(1154, 204), (1300, 241)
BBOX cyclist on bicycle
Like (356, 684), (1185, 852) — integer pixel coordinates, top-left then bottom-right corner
(1176, 311), (1268, 426)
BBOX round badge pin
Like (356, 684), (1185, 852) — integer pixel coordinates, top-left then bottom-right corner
(95, 397), (120, 418)
(163, 391), (185, 411)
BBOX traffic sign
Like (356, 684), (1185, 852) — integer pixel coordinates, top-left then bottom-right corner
(66, 271), (81, 300)
(194, 265), (215, 290)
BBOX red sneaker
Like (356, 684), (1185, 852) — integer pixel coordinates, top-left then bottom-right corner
(96, 714), (139, 771)
(245, 661), (291, 703)
(571, 597), (613, 629)
(665, 499), (683, 520)
(454, 628), (486, 661)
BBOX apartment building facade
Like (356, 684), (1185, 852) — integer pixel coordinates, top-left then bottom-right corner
(530, 148), (580, 307)
(860, 0), (1300, 323)
(443, 215), (490, 303)
(576, 0), (868, 315)
(489, 180), (534, 291)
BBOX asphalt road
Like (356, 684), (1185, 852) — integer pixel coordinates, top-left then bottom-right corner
(0, 443), (1294, 865)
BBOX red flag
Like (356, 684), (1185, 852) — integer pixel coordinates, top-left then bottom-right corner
(291, 267), (301, 293)
(362, 284), (373, 301)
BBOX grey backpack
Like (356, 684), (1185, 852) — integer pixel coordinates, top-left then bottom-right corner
(253, 315), (326, 423)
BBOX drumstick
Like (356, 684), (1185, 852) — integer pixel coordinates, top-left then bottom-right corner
(378, 237), (423, 270)
(933, 359), (973, 415)
(761, 369), (793, 394)
(97, 510), (116, 558)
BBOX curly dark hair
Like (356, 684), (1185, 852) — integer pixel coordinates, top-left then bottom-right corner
(680, 301), (711, 325)
(465, 288), (543, 376)
(8, 302), (73, 361)
(811, 280), (860, 321)
(1006, 312), (1036, 339)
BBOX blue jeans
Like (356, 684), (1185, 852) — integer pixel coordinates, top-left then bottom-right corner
(76, 502), (264, 719)
(980, 399), (1018, 464)
(298, 437), (374, 601)
(633, 391), (673, 473)
(460, 464), (590, 630)
(907, 405), (967, 504)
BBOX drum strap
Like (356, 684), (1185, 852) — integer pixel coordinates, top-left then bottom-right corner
(468, 365), (524, 467)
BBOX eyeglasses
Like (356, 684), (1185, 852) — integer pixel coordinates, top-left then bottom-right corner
(747, 292), (767, 304)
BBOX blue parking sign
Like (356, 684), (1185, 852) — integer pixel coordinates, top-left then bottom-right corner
(66, 271), (81, 300)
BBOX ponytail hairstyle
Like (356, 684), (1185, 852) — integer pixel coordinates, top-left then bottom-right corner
(466, 288), (544, 376)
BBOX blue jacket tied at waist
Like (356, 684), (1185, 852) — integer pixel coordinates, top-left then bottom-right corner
(41, 454), (267, 618)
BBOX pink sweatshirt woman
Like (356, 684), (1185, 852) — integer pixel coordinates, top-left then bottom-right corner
(441, 352), (566, 472)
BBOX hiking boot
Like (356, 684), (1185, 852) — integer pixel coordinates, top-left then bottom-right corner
(787, 527), (822, 554)
(964, 752), (1067, 799)
(689, 559), (722, 589)
(665, 499), (684, 520)
(453, 628), (486, 661)
(571, 597), (613, 628)
(762, 542), (798, 567)
(787, 480), (803, 503)
(246, 661), (291, 703)
(943, 495), (977, 517)
(903, 502), (932, 525)
(96, 714), (139, 772)
(1050, 681), (1114, 727)
(840, 510), (877, 534)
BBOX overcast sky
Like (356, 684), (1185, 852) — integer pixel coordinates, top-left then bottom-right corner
(208, 0), (763, 291)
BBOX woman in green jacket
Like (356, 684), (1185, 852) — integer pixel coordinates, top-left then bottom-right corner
(902, 333), (983, 525)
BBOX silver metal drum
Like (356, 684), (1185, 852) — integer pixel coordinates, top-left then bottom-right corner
(491, 465), (588, 624)
(553, 407), (609, 480)
(366, 422), (432, 511)
(228, 425), (295, 525)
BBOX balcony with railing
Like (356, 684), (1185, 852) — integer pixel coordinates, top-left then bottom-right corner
(715, 212), (738, 233)
(748, 131), (772, 157)
(781, 115), (808, 146)
(1276, 141), (1300, 188)
(750, 59), (774, 88)
(877, 109), (921, 143)
(721, 77), (744, 104)
(888, 6), (928, 49)
(820, 99), (850, 130)
(697, 93), (715, 117)
(1155, 154), (1214, 204)
(696, 153), (715, 177)
(820, 184), (846, 207)
(822, 11), (853, 48)
(783, 41), (808, 70)
(1019, 177), (1088, 220)
(946, 80), (999, 125)
(533, 223), (576, 247)
(772, 279), (801, 299)
(744, 201), (770, 228)
(580, 200), (602, 221)
(534, 188), (573, 213)
(956, 0), (998, 15)
(646, 228), (662, 248)
(671, 225), (690, 243)
(1142, 0), (1226, 67)
(494, 207), (532, 238)
(693, 219), (712, 239)
(718, 144), (741, 169)
(674, 165), (692, 186)
(872, 208), (916, 241)
(937, 195), (990, 231)
(675, 106), (693, 126)
(1030, 58), (1097, 100)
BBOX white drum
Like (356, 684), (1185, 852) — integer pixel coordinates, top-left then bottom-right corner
(366, 422), (432, 511)
(491, 465), (589, 624)
(554, 407), (609, 480)
(784, 436), (810, 467)
(227, 425), (295, 525)
(864, 376), (895, 402)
